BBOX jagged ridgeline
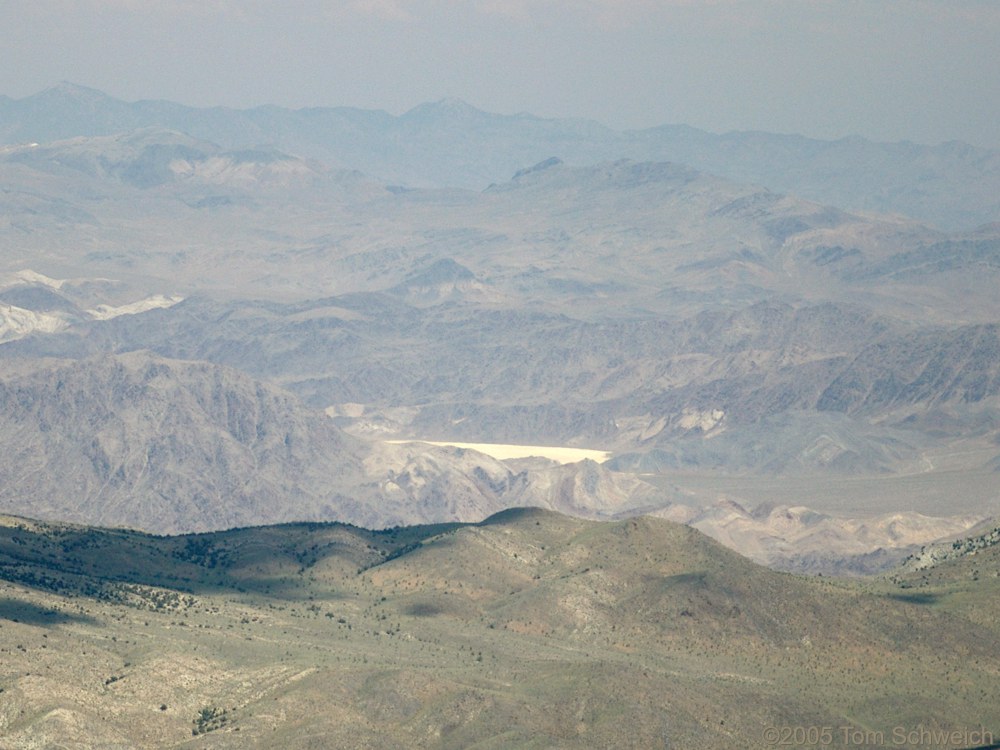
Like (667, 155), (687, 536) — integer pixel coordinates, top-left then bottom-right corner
(3, 82), (1000, 229)
(1, 509), (999, 748)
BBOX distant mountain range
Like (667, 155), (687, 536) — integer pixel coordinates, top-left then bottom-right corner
(4, 138), (998, 481)
(1, 93), (999, 574)
(3, 82), (999, 230)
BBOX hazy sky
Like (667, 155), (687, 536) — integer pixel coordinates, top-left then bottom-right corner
(4, 0), (1000, 148)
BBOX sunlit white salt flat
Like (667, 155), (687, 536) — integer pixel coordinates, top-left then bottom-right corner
(386, 440), (611, 464)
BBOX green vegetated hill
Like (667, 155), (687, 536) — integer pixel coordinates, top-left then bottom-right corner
(0, 509), (997, 748)
(888, 521), (1000, 634)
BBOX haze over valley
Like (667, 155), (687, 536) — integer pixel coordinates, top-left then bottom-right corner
(2, 79), (1000, 747)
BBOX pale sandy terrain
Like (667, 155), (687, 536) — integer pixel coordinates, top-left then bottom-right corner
(0, 303), (68, 342)
(386, 440), (611, 464)
(86, 294), (185, 320)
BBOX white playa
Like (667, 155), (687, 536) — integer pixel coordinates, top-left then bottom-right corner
(386, 440), (611, 464)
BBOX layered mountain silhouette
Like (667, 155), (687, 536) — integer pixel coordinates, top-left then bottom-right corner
(1, 91), (999, 572)
(2, 82), (999, 229)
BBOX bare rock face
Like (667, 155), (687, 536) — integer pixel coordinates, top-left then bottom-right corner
(0, 352), (368, 533)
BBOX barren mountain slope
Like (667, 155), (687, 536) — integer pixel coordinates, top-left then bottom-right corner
(1, 127), (999, 559)
(4, 83), (999, 229)
(11, 133), (997, 320)
(0, 352), (370, 532)
(13, 289), (998, 477)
